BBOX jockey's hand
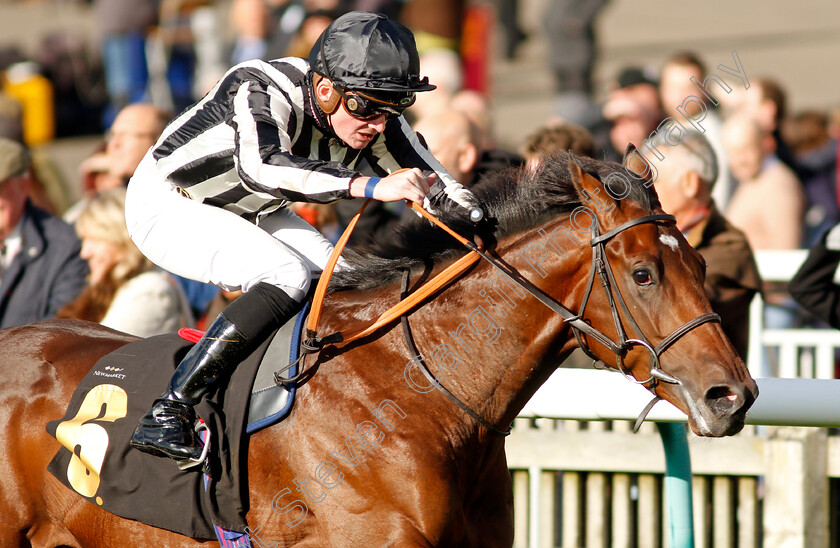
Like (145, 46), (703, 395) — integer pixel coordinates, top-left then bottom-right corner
(425, 179), (482, 220)
(349, 169), (432, 204)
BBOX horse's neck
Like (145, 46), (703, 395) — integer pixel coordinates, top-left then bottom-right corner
(320, 225), (589, 440)
(398, 230), (589, 434)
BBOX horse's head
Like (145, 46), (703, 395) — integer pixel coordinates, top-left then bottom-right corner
(559, 147), (757, 437)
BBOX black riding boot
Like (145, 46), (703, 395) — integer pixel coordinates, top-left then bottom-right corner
(130, 283), (302, 460)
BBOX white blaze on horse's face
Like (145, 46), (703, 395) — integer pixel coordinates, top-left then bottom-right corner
(659, 234), (679, 252)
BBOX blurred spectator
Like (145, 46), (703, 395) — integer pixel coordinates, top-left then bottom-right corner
(828, 105), (840, 141)
(0, 138), (88, 328)
(147, 0), (207, 115)
(450, 89), (495, 149)
(94, 0), (159, 125)
(36, 31), (107, 138)
(721, 77), (798, 175)
(649, 129), (761, 358)
(107, 104), (173, 183)
(402, 0), (465, 53)
(521, 121), (596, 168)
(0, 93), (72, 215)
(2, 61), (54, 146)
(413, 108), (480, 185)
(65, 103), (173, 222)
(658, 52), (732, 209)
(408, 47), (463, 123)
(724, 113), (803, 375)
(58, 188), (194, 337)
(259, 0), (306, 61)
(724, 113), (804, 251)
(414, 107), (523, 192)
(0, 93), (23, 143)
(543, 0), (606, 128)
(602, 66), (663, 162)
(784, 110), (839, 245)
(789, 223), (840, 330)
(190, 3), (227, 99)
(497, 0), (527, 59)
(759, 78), (796, 173)
(284, 7), (341, 58)
(77, 142), (123, 206)
(230, 0), (270, 64)
(261, 2), (399, 62)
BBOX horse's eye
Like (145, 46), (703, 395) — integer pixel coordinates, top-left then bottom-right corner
(632, 269), (653, 286)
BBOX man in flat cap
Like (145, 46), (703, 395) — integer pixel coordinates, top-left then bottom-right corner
(0, 138), (88, 327)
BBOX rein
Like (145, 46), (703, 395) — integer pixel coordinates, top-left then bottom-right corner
(291, 200), (720, 435)
(399, 269), (512, 437)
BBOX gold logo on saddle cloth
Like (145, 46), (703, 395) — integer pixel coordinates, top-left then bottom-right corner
(54, 384), (128, 502)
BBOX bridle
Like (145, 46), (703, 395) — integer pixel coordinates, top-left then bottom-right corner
(403, 212), (720, 436)
(573, 213), (720, 385)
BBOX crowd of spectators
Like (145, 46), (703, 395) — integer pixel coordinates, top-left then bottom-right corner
(0, 1), (837, 376)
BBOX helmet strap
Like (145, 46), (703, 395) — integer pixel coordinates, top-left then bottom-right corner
(313, 74), (341, 116)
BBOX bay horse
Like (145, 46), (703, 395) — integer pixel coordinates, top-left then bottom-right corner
(1, 149), (757, 547)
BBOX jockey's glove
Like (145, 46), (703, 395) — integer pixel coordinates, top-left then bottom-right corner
(424, 179), (480, 218)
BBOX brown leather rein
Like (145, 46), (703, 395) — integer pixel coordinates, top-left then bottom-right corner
(286, 201), (720, 435)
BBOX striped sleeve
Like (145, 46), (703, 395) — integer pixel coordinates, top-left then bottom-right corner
(231, 76), (355, 204)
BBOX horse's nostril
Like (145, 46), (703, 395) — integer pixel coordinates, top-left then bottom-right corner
(705, 385), (741, 414)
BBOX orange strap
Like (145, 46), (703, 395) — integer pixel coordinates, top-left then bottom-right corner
(306, 198), (370, 335)
(404, 200), (474, 246)
(305, 195), (480, 347)
(338, 250), (480, 344)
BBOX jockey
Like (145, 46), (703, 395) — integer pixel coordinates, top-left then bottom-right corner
(126, 11), (477, 461)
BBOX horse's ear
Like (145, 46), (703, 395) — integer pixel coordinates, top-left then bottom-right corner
(567, 152), (586, 194)
(567, 152), (619, 217)
(622, 143), (658, 187)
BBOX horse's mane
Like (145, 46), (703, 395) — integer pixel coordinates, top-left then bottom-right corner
(329, 151), (659, 292)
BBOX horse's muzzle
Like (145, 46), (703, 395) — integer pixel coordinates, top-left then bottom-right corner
(681, 379), (758, 437)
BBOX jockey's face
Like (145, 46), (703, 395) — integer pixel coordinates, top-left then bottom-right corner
(315, 78), (388, 149)
(331, 103), (388, 149)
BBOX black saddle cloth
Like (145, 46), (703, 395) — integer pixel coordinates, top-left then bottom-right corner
(45, 321), (299, 539)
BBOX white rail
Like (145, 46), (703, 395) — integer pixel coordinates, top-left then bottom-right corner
(520, 369), (840, 428)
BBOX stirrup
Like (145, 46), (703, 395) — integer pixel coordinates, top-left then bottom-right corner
(177, 419), (211, 470)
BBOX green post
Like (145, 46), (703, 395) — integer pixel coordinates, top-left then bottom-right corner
(657, 422), (695, 548)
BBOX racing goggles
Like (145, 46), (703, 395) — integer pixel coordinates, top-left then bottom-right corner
(334, 87), (416, 120)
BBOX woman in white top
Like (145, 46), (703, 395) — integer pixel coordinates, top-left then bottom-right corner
(58, 188), (193, 337)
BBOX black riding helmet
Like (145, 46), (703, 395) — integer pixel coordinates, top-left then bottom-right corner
(309, 11), (436, 95)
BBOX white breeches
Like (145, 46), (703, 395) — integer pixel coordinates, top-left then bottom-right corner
(125, 156), (339, 302)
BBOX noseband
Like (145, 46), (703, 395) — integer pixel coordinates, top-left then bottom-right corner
(404, 212), (720, 436)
